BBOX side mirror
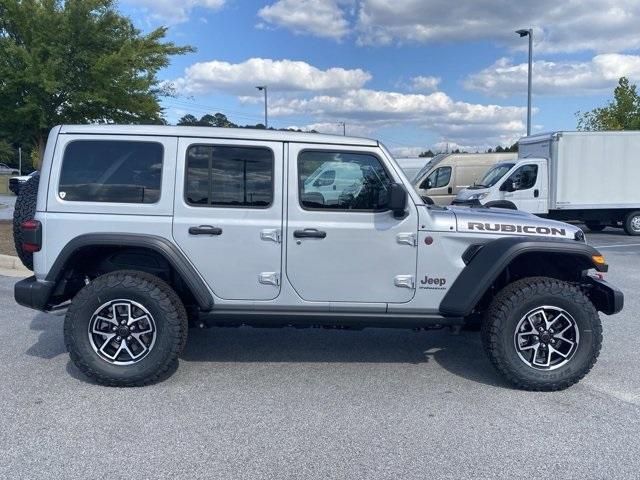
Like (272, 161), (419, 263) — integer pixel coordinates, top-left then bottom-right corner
(388, 183), (407, 217)
(501, 181), (516, 192)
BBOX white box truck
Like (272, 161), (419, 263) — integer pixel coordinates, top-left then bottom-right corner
(454, 131), (640, 235)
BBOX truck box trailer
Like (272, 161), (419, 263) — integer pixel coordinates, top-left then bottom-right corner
(454, 131), (640, 235)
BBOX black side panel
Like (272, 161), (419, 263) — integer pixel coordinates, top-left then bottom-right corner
(46, 234), (214, 311)
(439, 236), (605, 317)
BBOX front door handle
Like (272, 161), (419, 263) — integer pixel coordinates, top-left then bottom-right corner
(534, 189), (539, 198)
(294, 228), (327, 239)
(189, 225), (222, 236)
(448, 187), (452, 194)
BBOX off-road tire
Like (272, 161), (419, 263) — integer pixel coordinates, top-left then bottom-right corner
(481, 277), (602, 391)
(585, 221), (606, 232)
(623, 211), (640, 236)
(12, 172), (40, 270)
(64, 270), (188, 386)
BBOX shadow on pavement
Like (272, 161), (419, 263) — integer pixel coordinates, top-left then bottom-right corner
(25, 311), (508, 388)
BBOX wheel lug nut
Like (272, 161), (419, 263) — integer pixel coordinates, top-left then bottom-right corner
(112, 326), (117, 331)
(130, 325), (135, 331)
(116, 336), (122, 341)
(127, 336), (132, 342)
(538, 327), (544, 332)
(120, 320), (126, 325)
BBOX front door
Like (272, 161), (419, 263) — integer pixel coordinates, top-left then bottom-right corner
(502, 161), (546, 213)
(173, 138), (284, 301)
(418, 166), (453, 205)
(286, 144), (419, 304)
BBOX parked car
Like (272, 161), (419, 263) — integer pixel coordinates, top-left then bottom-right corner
(0, 163), (19, 175)
(13, 125), (622, 390)
(454, 131), (640, 235)
(414, 153), (517, 205)
(9, 171), (37, 195)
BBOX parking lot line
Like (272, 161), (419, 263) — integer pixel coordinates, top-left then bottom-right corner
(593, 243), (640, 249)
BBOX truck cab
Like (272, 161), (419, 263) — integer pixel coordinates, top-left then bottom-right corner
(454, 158), (548, 213)
(12, 125), (622, 390)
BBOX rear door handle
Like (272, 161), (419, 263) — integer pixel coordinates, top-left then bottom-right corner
(294, 228), (327, 239)
(189, 225), (222, 236)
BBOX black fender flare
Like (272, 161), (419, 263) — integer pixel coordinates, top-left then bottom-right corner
(484, 200), (517, 210)
(439, 236), (608, 317)
(46, 233), (214, 311)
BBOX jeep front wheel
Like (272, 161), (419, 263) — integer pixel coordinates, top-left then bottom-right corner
(64, 271), (188, 386)
(482, 277), (602, 391)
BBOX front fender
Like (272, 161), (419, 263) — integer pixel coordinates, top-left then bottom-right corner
(439, 236), (609, 317)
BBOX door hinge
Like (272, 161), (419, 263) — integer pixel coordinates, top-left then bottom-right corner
(396, 233), (417, 246)
(260, 229), (281, 243)
(394, 275), (415, 289)
(258, 272), (280, 287)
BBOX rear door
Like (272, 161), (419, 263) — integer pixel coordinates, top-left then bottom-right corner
(286, 144), (419, 304)
(173, 138), (284, 300)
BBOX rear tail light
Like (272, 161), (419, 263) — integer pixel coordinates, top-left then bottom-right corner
(21, 219), (42, 253)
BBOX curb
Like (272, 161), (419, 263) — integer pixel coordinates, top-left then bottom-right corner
(0, 254), (30, 273)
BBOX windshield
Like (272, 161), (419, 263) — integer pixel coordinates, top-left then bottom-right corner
(475, 163), (515, 188)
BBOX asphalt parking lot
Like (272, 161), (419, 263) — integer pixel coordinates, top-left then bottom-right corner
(1, 228), (639, 479)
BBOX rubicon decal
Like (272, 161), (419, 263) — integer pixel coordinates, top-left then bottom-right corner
(419, 276), (447, 290)
(467, 222), (566, 236)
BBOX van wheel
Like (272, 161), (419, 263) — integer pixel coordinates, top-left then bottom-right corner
(12, 172), (40, 271)
(64, 270), (188, 386)
(585, 221), (606, 232)
(481, 277), (601, 391)
(623, 211), (640, 236)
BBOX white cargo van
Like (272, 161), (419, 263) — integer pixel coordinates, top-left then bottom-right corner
(414, 153), (517, 205)
(454, 131), (640, 235)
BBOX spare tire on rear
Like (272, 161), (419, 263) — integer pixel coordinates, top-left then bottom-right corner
(12, 172), (40, 271)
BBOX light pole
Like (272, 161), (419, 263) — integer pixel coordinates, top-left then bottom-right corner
(338, 121), (346, 136)
(516, 28), (533, 136)
(256, 85), (268, 129)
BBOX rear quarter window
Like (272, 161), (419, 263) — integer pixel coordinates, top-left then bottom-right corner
(59, 140), (163, 204)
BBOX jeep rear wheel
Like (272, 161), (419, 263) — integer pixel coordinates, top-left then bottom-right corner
(482, 277), (602, 391)
(64, 271), (188, 386)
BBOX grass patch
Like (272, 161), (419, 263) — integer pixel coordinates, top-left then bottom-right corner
(0, 221), (16, 257)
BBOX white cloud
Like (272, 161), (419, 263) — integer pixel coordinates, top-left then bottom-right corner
(464, 54), (640, 97)
(410, 76), (441, 91)
(258, 0), (640, 54)
(268, 88), (527, 148)
(123, 0), (225, 24)
(257, 0), (351, 40)
(171, 58), (372, 95)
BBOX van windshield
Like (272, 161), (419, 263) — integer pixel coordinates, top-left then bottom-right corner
(472, 163), (515, 189)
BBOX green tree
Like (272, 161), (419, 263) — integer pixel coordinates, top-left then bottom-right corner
(0, 139), (15, 165)
(577, 77), (640, 131)
(418, 150), (434, 158)
(0, 0), (194, 164)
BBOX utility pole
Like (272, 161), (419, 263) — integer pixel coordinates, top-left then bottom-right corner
(338, 122), (346, 136)
(516, 28), (533, 136)
(18, 146), (22, 175)
(256, 86), (268, 128)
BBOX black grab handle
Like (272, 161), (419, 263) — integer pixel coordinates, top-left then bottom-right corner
(189, 225), (223, 236)
(294, 229), (327, 239)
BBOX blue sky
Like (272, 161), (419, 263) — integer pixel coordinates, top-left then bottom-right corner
(118, 0), (640, 155)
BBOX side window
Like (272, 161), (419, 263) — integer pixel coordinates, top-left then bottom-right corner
(299, 151), (393, 211)
(185, 145), (273, 208)
(421, 167), (451, 189)
(508, 164), (538, 190)
(435, 167), (452, 188)
(59, 140), (163, 203)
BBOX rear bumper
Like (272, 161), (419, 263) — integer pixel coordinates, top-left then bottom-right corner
(585, 276), (624, 315)
(14, 276), (55, 311)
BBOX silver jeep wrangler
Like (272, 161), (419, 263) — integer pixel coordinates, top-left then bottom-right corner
(14, 125), (623, 389)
